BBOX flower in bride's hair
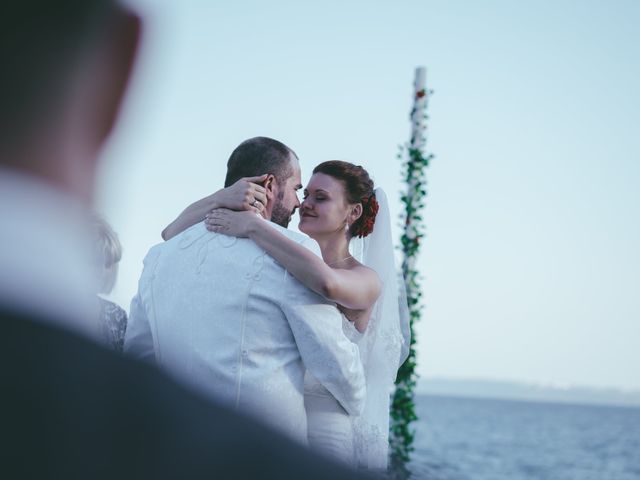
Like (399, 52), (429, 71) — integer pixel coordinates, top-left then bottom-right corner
(353, 194), (379, 238)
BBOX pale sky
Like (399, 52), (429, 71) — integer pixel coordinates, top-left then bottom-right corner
(98, 0), (640, 391)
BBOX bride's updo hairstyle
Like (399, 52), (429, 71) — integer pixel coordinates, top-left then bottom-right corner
(313, 160), (379, 238)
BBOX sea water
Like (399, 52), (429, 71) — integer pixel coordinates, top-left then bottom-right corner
(408, 395), (640, 480)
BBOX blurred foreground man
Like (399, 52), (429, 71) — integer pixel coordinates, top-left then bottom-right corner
(0, 2), (376, 478)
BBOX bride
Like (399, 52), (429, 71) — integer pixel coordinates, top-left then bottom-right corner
(163, 160), (409, 470)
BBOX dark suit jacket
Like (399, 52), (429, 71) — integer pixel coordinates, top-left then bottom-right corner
(1, 308), (377, 479)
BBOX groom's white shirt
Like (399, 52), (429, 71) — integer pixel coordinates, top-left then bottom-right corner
(124, 220), (365, 442)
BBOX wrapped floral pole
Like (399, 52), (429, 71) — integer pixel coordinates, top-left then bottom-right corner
(390, 67), (433, 478)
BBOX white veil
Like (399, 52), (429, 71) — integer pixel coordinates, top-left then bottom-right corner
(349, 188), (410, 470)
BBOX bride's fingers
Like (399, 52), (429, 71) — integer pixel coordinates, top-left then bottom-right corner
(206, 216), (225, 226)
(206, 209), (229, 219)
(251, 189), (267, 206)
(250, 183), (266, 196)
(204, 216), (222, 227)
(207, 222), (227, 232)
(242, 194), (266, 211)
(252, 200), (265, 213)
(242, 174), (268, 184)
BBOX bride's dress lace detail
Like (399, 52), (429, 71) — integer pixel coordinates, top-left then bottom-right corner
(352, 417), (387, 469)
(342, 315), (363, 342)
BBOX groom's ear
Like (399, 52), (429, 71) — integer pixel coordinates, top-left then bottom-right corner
(263, 174), (277, 200)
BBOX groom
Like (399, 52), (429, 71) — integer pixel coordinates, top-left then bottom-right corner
(125, 137), (366, 443)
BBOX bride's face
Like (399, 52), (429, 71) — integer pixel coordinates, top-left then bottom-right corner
(298, 173), (351, 238)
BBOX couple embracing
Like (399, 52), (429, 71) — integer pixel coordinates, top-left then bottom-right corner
(125, 136), (409, 470)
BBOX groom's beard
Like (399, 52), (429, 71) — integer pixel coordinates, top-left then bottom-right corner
(271, 191), (294, 228)
(271, 203), (293, 228)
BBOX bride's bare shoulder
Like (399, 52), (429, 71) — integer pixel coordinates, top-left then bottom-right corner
(347, 262), (382, 290)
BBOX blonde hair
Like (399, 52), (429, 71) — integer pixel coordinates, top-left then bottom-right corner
(93, 214), (122, 294)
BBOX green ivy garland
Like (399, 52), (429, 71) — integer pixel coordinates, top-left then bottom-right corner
(389, 85), (433, 479)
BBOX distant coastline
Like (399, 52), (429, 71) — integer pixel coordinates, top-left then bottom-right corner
(417, 377), (640, 408)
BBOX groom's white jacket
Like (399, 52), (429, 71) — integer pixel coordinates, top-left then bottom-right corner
(124, 221), (365, 442)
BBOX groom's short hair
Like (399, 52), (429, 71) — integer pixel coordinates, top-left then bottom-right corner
(224, 137), (297, 188)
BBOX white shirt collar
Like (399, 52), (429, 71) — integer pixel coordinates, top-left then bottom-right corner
(0, 166), (100, 339)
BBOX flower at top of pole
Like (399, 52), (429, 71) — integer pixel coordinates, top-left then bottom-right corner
(410, 67), (427, 151)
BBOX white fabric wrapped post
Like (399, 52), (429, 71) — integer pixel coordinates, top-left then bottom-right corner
(404, 66), (427, 277)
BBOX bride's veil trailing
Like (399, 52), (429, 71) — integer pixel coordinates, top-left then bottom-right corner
(350, 188), (410, 469)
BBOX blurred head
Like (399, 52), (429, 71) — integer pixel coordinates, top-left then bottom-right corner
(299, 160), (378, 240)
(225, 137), (302, 228)
(92, 214), (122, 295)
(0, 0), (141, 203)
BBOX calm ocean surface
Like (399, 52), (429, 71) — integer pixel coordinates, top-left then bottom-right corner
(408, 395), (640, 480)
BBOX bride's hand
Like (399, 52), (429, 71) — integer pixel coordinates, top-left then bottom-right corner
(212, 174), (268, 214)
(205, 208), (260, 238)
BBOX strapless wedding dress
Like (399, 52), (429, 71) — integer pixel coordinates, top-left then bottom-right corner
(304, 316), (362, 466)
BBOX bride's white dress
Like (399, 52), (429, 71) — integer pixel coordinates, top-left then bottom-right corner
(304, 375), (354, 464)
(304, 317), (362, 466)
(303, 189), (410, 470)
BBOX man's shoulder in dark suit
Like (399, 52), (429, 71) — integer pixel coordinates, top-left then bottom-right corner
(0, 308), (377, 479)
